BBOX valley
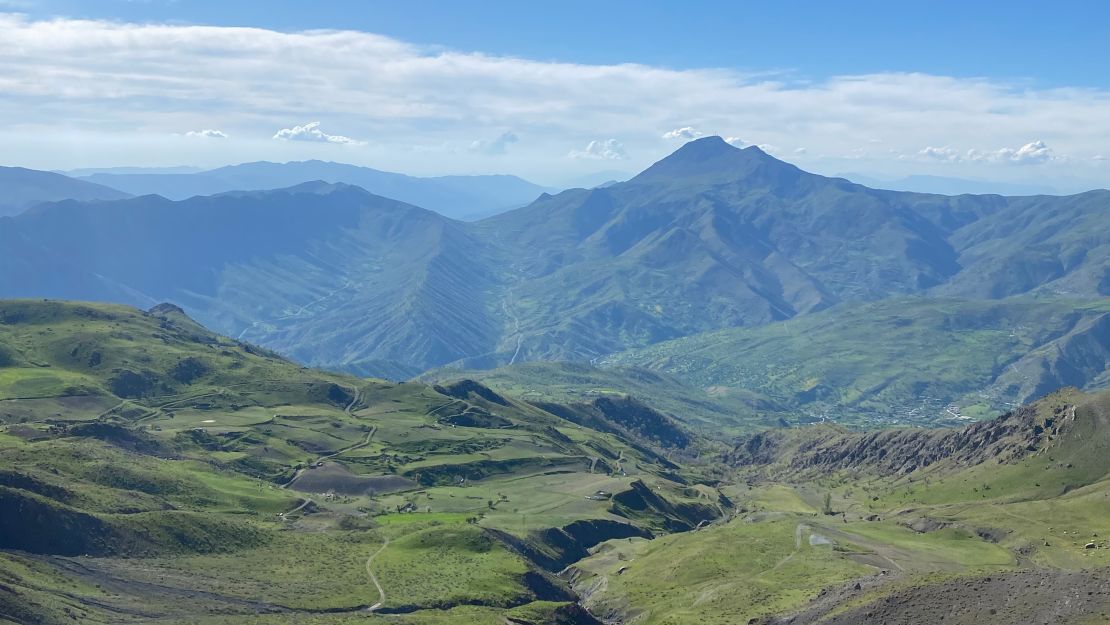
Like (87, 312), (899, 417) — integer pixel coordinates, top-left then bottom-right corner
(2, 138), (1106, 419)
(0, 300), (1108, 624)
(4, 5), (1109, 624)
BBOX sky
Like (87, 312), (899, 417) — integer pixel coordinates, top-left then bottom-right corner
(1, 0), (1109, 189)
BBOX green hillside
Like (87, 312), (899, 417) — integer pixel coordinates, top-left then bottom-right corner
(604, 296), (1110, 427)
(4, 138), (1107, 391)
(423, 361), (756, 435)
(568, 389), (1110, 624)
(2, 299), (1109, 624)
(0, 300), (722, 624)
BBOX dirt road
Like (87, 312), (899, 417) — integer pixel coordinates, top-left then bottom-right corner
(364, 538), (389, 612)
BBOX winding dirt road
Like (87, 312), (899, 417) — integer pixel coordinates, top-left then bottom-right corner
(280, 385), (374, 488)
(364, 538), (389, 612)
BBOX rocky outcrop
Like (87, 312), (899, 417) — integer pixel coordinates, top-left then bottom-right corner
(727, 390), (1081, 476)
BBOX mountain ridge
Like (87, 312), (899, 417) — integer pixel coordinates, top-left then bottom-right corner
(74, 159), (555, 221)
(0, 166), (131, 217)
(3, 137), (1107, 398)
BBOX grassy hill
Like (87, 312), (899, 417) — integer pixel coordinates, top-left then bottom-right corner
(0, 299), (724, 624)
(422, 361), (757, 436)
(568, 388), (1110, 624)
(604, 296), (1110, 428)
(2, 299), (1109, 624)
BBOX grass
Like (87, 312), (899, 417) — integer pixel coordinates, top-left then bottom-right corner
(423, 361), (754, 435)
(99, 531), (385, 611)
(0, 299), (724, 623)
(574, 517), (870, 625)
(0, 367), (100, 401)
(373, 521), (531, 609)
(4, 299), (1110, 624)
(604, 296), (1110, 428)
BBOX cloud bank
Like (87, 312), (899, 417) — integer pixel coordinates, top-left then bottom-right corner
(0, 13), (1106, 185)
(918, 141), (1057, 164)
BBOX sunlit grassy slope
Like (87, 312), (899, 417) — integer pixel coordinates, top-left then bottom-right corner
(0, 299), (720, 624)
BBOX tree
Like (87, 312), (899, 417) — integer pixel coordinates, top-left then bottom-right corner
(822, 492), (834, 516)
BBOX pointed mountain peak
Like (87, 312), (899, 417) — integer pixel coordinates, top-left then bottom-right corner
(670, 135), (741, 158)
(630, 136), (794, 185)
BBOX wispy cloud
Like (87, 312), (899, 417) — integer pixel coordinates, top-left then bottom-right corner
(272, 122), (363, 145)
(185, 129), (228, 139)
(470, 130), (518, 154)
(569, 139), (627, 160)
(918, 146), (962, 161)
(0, 14), (1106, 184)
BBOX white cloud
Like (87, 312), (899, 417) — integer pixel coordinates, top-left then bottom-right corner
(1094, 155), (1106, 161)
(724, 136), (746, 147)
(569, 139), (627, 160)
(273, 122), (363, 145)
(1000, 140), (1055, 164)
(0, 14), (1105, 184)
(757, 143), (778, 154)
(916, 141), (1058, 165)
(663, 127), (704, 140)
(794, 147), (808, 155)
(185, 129), (228, 139)
(470, 130), (518, 154)
(919, 146), (961, 161)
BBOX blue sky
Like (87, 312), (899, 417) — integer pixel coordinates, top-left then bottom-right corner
(1, 1), (1108, 189)
(14, 1), (1110, 88)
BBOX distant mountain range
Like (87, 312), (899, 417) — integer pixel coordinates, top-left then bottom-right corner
(71, 160), (555, 220)
(2, 137), (1107, 424)
(0, 166), (131, 217)
(841, 172), (1062, 196)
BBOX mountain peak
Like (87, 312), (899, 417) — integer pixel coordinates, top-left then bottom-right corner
(671, 135), (740, 157)
(630, 136), (794, 185)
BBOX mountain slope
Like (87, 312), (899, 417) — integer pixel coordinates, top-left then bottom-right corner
(3, 137), (1107, 398)
(0, 166), (131, 217)
(0, 299), (721, 623)
(77, 160), (552, 220)
(471, 137), (1106, 364)
(0, 183), (500, 375)
(605, 297), (1110, 427)
(569, 389), (1110, 625)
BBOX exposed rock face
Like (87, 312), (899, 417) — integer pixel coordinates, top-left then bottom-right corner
(727, 391), (1080, 476)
